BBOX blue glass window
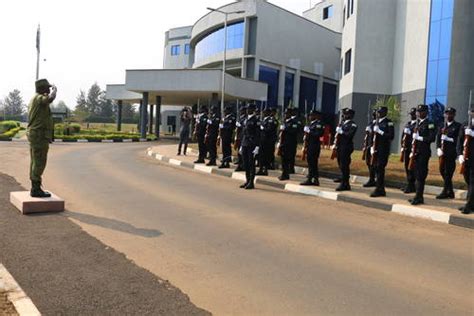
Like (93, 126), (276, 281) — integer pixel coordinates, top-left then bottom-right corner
(259, 65), (280, 108)
(322, 83), (337, 115)
(195, 21), (244, 63)
(171, 45), (180, 56)
(299, 76), (318, 116)
(184, 44), (190, 55)
(284, 72), (294, 107)
(425, 0), (454, 126)
(323, 6), (333, 20)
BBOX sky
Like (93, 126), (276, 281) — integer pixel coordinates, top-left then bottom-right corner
(0, 0), (319, 108)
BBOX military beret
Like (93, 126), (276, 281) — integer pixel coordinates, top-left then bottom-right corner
(35, 78), (51, 91)
(409, 107), (417, 115)
(377, 106), (388, 113)
(444, 107), (456, 114)
(247, 103), (256, 110)
(417, 104), (429, 112)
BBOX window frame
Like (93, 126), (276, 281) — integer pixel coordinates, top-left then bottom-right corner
(344, 49), (352, 75)
(171, 45), (181, 56)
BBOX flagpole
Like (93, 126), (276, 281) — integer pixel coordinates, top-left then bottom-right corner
(36, 24), (40, 80)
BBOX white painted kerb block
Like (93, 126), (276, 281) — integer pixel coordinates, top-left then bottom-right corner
(391, 204), (450, 223)
(10, 191), (65, 214)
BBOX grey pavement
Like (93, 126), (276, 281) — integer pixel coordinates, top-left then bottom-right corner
(0, 141), (473, 315)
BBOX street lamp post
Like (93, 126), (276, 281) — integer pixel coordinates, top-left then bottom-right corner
(207, 8), (245, 116)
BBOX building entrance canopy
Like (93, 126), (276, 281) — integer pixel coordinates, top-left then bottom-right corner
(107, 69), (268, 105)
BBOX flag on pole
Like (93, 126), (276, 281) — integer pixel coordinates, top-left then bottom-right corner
(36, 24), (40, 53)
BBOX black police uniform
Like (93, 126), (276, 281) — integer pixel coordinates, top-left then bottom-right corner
(257, 114), (278, 175)
(457, 122), (474, 213)
(195, 112), (208, 163)
(206, 113), (221, 165)
(241, 114), (261, 188)
(234, 112), (247, 171)
(289, 116), (302, 174)
(304, 119), (324, 184)
(336, 118), (358, 190)
(411, 117), (437, 204)
(371, 116), (395, 196)
(436, 118), (461, 198)
(220, 113), (236, 168)
(279, 116), (302, 180)
(401, 118), (417, 192)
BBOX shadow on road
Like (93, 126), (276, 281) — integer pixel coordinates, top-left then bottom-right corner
(63, 211), (162, 238)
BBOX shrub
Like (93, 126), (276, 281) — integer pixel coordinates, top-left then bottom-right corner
(0, 126), (22, 139)
(0, 121), (20, 133)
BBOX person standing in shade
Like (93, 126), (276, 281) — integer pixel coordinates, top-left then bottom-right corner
(193, 106), (208, 164)
(369, 106), (395, 197)
(436, 107), (461, 199)
(400, 107), (418, 193)
(409, 104), (437, 205)
(177, 107), (192, 156)
(334, 108), (358, 191)
(240, 104), (261, 190)
(257, 107), (278, 176)
(218, 106), (236, 169)
(234, 106), (247, 172)
(457, 109), (474, 214)
(362, 110), (377, 188)
(300, 110), (324, 186)
(28, 79), (57, 198)
(278, 108), (301, 181)
(205, 106), (220, 166)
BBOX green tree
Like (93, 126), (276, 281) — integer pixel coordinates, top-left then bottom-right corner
(122, 103), (136, 119)
(98, 92), (114, 118)
(86, 83), (102, 115)
(373, 95), (401, 123)
(3, 89), (25, 116)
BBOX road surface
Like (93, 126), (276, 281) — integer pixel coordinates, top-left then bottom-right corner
(1, 141), (473, 315)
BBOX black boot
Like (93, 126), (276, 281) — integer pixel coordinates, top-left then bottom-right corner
(183, 144), (188, 156)
(240, 182), (249, 189)
(206, 160), (217, 166)
(313, 178), (320, 186)
(30, 181), (51, 198)
(370, 188), (386, 198)
(218, 162), (229, 169)
(336, 182), (351, 191)
(403, 183), (416, 194)
(300, 178), (314, 186)
(279, 173), (290, 181)
(436, 190), (451, 199)
(409, 197), (424, 205)
(256, 168), (268, 176)
(333, 178), (342, 183)
(245, 181), (255, 190)
(194, 159), (205, 164)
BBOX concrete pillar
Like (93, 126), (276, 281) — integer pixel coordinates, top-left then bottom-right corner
(293, 70), (301, 109)
(116, 100), (123, 132)
(140, 92), (149, 139)
(155, 96), (161, 139)
(316, 76), (324, 112)
(277, 66), (286, 107)
(149, 104), (154, 135)
(138, 100), (143, 131)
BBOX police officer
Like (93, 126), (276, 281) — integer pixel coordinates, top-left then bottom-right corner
(334, 108), (358, 191)
(218, 106), (236, 169)
(400, 108), (417, 193)
(257, 107), (278, 176)
(457, 109), (474, 214)
(363, 110), (377, 188)
(278, 108), (302, 181)
(240, 104), (261, 190)
(193, 106), (209, 164)
(269, 108), (279, 170)
(289, 110), (302, 174)
(300, 110), (324, 186)
(234, 105), (247, 172)
(205, 106), (220, 166)
(370, 106), (395, 197)
(436, 107), (461, 199)
(409, 104), (437, 205)
(28, 79), (57, 198)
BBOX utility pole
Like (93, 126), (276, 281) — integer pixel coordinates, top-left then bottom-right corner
(36, 24), (40, 80)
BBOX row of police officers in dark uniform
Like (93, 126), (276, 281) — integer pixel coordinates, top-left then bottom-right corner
(191, 103), (474, 214)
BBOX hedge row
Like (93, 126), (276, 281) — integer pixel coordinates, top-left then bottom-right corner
(0, 121), (21, 134)
(0, 127), (22, 140)
(56, 134), (157, 141)
(54, 123), (81, 135)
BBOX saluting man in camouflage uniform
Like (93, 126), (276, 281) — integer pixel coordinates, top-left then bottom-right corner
(28, 79), (57, 198)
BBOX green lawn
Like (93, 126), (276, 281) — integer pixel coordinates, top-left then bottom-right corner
(78, 123), (138, 133)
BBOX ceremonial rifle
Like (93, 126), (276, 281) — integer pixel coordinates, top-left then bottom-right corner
(330, 111), (342, 160)
(362, 102), (372, 161)
(461, 90), (473, 175)
(439, 115), (448, 173)
(408, 117), (420, 170)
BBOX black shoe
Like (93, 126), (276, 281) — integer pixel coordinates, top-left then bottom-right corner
(240, 182), (249, 189)
(218, 163), (229, 169)
(177, 152), (181, 156)
(409, 198), (424, 205)
(313, 179), (320, 186)
(234, 166), (244, 172)
(206, 161), (217, 166)
(335, 183), (351, 191)
(245, 183), (255, 190)
(363, 181), (376, 188)
(370, 189), (386, 198)
(403, 186), (416, 194)
(278, 175), (290, 181)
(300, 179), (314, 186)
(194, 159), (205, 164)
(30, 189), (51, 198)
(333, 178), (342, 183)
(436, 191), (450, 199)
(256, 169), (268, 176)
(461, 207), (472, 214)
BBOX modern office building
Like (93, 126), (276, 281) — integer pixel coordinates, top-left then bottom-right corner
(304, 0), (474, 148)
(303, 0), (344, 33)
(107, 0), (342, 137)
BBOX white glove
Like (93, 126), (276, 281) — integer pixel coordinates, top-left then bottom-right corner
(207, 119), (212, 124)
(239, 147), (243, 155)
(441, 135), (454, 142)
(370, 147), (375, 155)
(466, 129), (474, 137)
(336, 127), (343, 134)
(458, 155), (465, 164)
(219, 123), (224, 129)
(374, 125), (384, 135)
(365, 126), (372, 132)
(437, 148), (444, 157)
(404, 128), (412, 135)
(304, 126), (310, 133)
(413, 133), (423, 141)
(236, 122), (241, 128)
(253, 147), (259, 156)
(276, 142), (280, 148)
(330, 145), (336, 150)
(280, 124), (285, 131)
(260, 125), (264, 130)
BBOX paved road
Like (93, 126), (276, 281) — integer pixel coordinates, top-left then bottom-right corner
(1, 142), (473, 315)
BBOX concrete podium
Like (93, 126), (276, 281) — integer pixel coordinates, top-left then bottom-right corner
(10, 191), (65, 214)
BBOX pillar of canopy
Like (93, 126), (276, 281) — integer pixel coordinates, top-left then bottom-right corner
(105, 84), (142, 133)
